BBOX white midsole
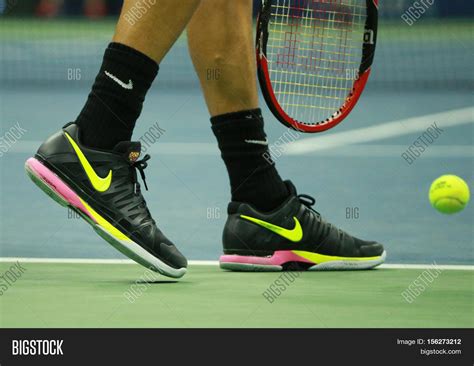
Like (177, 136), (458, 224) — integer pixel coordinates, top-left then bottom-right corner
(220, 251), (387, 271)
(94, 225), (187, 279)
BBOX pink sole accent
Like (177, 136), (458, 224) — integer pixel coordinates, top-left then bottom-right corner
(220, 251), (314, 266)
(26, 157), (97, 224)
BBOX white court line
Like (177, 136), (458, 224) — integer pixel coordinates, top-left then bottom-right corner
(0, 257), (217, 266)
(380, 264), (473, 271)
(286, 107), (474, 155)
(8, 108), (473, 157)
(0, 257), (472, 270)
(8, 142), (473, 157)
(286, 145), (474, 157)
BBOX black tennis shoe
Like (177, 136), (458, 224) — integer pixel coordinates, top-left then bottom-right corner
(25, 123), (187, 278)
(220, 181), (386, 271)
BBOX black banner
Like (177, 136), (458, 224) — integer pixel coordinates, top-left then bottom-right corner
(0, 328), (472, 365)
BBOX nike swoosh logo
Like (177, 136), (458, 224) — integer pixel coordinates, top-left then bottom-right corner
(104, 71), (134, 90)
(64, 132), (112, 192)
(245, 139), (268, 146)
(240, 215), (303, 242)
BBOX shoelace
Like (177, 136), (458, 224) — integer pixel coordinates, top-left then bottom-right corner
(298, 193), (337, 239)
(297, 194), (320, 216)
(131, 154), (150, 192)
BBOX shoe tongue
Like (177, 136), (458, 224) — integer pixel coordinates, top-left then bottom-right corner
(113, 141), (142, 163)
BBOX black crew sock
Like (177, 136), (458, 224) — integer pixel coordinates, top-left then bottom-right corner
(211, 109), (289, 212)
(75, 42), (158, 150)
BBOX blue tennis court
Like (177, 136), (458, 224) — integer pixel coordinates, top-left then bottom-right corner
(1, 85), (473, 264)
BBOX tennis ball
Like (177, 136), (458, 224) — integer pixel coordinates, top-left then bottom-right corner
(429, 175), (470, 214)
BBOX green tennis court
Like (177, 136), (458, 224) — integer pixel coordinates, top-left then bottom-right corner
(1, 262), (472, 328)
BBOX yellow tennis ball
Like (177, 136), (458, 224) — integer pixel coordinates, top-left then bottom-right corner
(429, 175), (470, 214)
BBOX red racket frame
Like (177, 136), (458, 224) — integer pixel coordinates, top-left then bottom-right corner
(256, 0), (379, 133)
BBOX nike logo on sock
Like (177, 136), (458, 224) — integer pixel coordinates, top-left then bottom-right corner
(245, 139), (269, 146)
(104, 71), (134, 90)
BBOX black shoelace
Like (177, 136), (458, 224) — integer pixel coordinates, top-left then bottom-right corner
(298, 193), (335, 239)
(131, 154), (150, 193)
(298, 194), (320, 216)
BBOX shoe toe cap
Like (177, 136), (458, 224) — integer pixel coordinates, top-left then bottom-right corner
(359, 241), (385, 257)
(134, 224), (188, 270)
(158, 241), (188, 269)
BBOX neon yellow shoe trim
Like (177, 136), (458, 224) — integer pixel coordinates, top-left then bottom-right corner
(79, 198), (130, 242)
(240, 215), (303, 242)
(64, 132), (112, 192)
(292, 250), (382, 263)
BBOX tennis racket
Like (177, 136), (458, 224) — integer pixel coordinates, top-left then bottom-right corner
(256, 0), (378, 133)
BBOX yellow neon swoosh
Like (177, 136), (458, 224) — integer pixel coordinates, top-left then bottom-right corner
(79, 198), (130, 241)
(292, 250), (382, 263)
(240, 215), (303, 242)
(64, 132), (112, 192)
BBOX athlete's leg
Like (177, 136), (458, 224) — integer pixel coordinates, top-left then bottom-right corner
(25, 1), (202, 278)
(188, 0), (288, 212)
(187, 0), (258, 116)
(77, 0), (201, 149)
(187, 1), (386, 271)
(114, 0), (200, 64)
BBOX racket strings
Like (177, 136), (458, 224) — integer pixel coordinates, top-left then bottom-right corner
(266, 0), (366, 124)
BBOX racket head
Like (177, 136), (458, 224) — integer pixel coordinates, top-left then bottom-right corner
(257, 0), (379, 133)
